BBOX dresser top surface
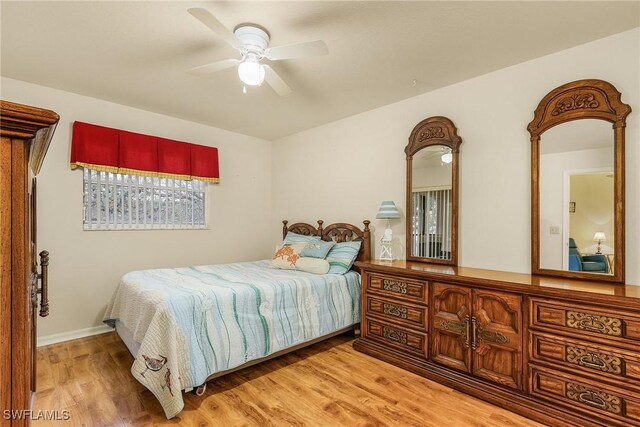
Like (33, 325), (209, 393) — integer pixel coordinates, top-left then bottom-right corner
(358, 260), (640, 301)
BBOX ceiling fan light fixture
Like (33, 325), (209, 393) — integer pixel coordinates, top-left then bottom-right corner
(238, 60), (265, 86)
(187, 9), (325, 96)
(441, 151), (453, 164)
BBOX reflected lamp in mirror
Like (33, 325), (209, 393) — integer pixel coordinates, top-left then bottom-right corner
(593, 232), (606, 254)
(376, 201), (401, 261)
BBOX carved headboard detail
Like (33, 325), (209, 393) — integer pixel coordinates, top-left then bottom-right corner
(282, 220), (371, 270)
(282, 221), (318, 237)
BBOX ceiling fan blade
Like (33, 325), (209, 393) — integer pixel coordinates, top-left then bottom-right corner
(263, 65), (292, 96)
(188, 59), (240, 76)
(188, 8), (238, 49)
(265, 40), (328, 61)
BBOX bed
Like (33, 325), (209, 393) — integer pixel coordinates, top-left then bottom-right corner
(103, 219), (371, 418)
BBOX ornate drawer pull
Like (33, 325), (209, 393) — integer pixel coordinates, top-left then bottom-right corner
(579, 392), (607, 410)
(382, 279), (408, 294)
(38, 250), (50, 317)
(471, 316), (477, 349)
(566, 346), (622, 375)
(566, 383), (622, 414)
(382, 326), (408, 345)
(440, 319), (466, 334)
(579, 355), (606, 370)
(476, 328), (509, 345)
(382, 303), (408, 319)
(566, 311), (622, 336)
(440, 317), (469, 348)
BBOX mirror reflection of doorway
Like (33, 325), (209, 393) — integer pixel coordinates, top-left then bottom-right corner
(562, 169), (614, 274)
(538, 118), (614, 275)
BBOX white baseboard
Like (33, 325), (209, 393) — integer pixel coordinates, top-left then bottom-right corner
(37, 324), (114, 347)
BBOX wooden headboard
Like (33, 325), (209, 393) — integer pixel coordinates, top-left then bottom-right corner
(282, 220), (371, 269)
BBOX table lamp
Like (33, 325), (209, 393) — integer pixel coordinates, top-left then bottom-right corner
(376, 200), (401, 261)
(593, 231), (606, 254)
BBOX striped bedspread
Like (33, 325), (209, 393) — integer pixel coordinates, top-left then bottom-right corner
(103, 260), (361, 418)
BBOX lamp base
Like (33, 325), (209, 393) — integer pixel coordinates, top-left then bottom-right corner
(380, 238), (393, 261)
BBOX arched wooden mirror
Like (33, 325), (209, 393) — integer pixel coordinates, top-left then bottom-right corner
(528, 79), (631, 283)
(406, 116), (462, 265)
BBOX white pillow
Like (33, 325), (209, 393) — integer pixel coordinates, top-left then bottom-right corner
(270, 244), (330, 274)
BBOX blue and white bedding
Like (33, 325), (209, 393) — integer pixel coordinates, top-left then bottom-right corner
(103, 260), (361, 418)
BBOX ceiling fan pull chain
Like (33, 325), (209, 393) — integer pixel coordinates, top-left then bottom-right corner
(243, 85), (247, 94)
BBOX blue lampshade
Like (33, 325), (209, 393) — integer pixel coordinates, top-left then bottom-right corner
(376, 201), (401, 219)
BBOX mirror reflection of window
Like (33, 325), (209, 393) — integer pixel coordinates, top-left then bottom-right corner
(538, 119), (614, 275)
(412, 189), (452, 259)
(411, 145), (453, 260)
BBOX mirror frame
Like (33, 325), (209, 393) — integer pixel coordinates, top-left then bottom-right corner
(528, 79), (631, 283)
(406, 116), (462, 266)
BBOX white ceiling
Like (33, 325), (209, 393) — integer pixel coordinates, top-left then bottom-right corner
(540, 119), (613, 154)
(414, 145), (451, 168)
(1, 1), (638, 140)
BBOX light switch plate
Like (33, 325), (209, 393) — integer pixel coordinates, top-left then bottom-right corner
(550, 226), (560, 234)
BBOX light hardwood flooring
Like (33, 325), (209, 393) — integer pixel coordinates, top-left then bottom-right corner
(33, 332), (544, 426)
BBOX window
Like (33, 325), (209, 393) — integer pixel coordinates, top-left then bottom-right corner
(83, 169), (206, 230)
(411, 188), (452, 259)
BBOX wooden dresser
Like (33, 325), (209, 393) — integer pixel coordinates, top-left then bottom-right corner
(354, 260), (640, 427)
(1, 101), (58, 426)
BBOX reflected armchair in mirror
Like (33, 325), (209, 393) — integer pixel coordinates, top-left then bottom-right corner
(568, 238), (608, 274)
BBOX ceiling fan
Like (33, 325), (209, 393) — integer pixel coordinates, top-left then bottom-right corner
(420, 146), (453, 164)
(187, 8), (329, 96)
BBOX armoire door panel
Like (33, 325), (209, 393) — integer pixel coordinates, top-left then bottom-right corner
(11, 139), (33, 417)
(29, 178), (37, 393)
(1, 101), (59, 427)
(472, 289), (523, 390)
(431, 282), (472, 373)
(0, 137), (13, 425)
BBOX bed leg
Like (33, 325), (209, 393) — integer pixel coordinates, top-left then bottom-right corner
(354, 326), (361, 337)
(195, 383), (207, 396)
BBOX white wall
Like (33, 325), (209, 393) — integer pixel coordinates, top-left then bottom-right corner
(0, 77), (274, 339)
(272, 28), (640, 283)
(413, 163), (452, 189)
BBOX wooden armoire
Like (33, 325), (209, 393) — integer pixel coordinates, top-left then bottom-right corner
(1, 101), (59, 426)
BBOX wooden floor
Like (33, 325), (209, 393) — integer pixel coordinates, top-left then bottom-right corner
(33, 332), (544, 427)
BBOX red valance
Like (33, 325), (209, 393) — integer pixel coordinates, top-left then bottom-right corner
(70, 121), (219, 183)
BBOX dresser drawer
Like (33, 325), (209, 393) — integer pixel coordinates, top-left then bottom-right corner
(530, 365), (640, 426)
(530, 298), (640, 349)
(364, 318), (428, 358)
(366, 296), (427, 330)
(367, 274), (428, 304)
(530, 331), (640, 390)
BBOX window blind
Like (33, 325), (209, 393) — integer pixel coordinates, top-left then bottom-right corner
(83, 168), (206, 230)
(411, 189), (452, 260)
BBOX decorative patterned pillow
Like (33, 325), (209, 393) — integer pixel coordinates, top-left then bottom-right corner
(270, 244), (330, 274)
(300, 240), (335, 259)
(326, 241), (362, 274)
(283, 231), (321, 245)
